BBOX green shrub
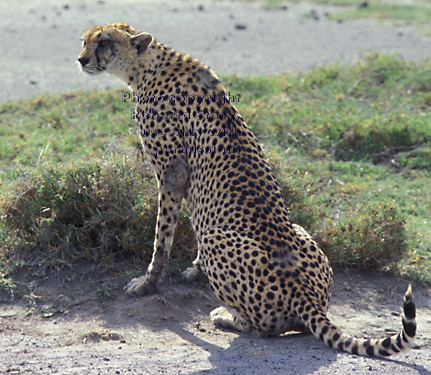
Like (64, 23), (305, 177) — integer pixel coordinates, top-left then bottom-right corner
(1, 154), (158, 268)
(0, 151), (198, 281)
(315, 202), (407, 270)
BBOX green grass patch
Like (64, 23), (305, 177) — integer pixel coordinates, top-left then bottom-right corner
(0, 91), (137, 190)
(246, 0), (431, 35)
(0, 54), (430, 298)
(310, 0), (431, 7)
(329, 2), (431, 35)
(227, 54), (431, 162)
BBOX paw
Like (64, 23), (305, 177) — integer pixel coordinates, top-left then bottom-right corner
(182, 265), (206, 283)
(124, 274), (157, 296)
(210, 306), (235, 328)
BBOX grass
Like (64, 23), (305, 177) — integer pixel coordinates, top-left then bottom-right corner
(329, 2), (431, 36)
(228, 54), (431, 161)
(0, 54), (430, 300)
(245, 0), (431, 35)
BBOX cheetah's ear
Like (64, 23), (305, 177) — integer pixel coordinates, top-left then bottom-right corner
(131, 33), (153, 54)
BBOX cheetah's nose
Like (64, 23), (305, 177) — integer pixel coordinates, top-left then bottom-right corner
(78, 57), (90, 67)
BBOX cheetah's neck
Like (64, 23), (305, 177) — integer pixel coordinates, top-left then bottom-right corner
(125, 41), (212, 94)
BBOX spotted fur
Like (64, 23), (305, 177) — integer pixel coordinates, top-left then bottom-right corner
(78, 23), (417, 357)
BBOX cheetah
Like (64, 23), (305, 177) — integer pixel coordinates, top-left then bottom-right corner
(78, 23), (416, 357)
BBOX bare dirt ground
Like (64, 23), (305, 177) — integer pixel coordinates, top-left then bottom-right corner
(1, 269), (431, 375)
(1, 0), (431, 374)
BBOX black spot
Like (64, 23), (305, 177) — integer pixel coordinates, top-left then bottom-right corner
(351, 345), (358, 355)
(396, 332), (404, 348)
(337, 342), (344, 351)
(327, 339), (333, 348)
(365, 345), (374, 357)
(332, 332), (340, 342)
(381, 337), (391, 349)
(391, 344), (400, 353)
(321, 326), (329, 335)
(403, 301), (416, 320)
(402, 319), (416, 338)
(378, 349), (391, 357)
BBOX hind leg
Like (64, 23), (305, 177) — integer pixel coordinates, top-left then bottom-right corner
(210, 306), (309, 336)
(198, 227), (296, 336)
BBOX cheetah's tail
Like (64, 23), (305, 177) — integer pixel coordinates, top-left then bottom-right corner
(296, 284), (416, 357)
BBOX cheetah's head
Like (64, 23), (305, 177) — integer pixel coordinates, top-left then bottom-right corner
(78, 23), (153, 78)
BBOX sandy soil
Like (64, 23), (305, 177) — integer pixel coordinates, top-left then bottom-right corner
(1, 270), (430, 375)
(1, 0), (431, 374)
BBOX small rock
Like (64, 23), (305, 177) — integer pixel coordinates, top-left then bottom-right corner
(198, 4), (204, 11)
(358, 1), (369, 8)
(234, 23), (247, 30)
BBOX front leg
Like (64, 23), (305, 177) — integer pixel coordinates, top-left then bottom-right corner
(125, 156), (189, 296)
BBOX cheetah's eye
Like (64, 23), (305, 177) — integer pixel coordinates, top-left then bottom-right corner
(99, 40), (109, 47)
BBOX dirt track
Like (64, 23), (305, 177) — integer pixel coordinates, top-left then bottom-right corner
(1, 0), (431, 374)
(1, 270), (431, 375)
